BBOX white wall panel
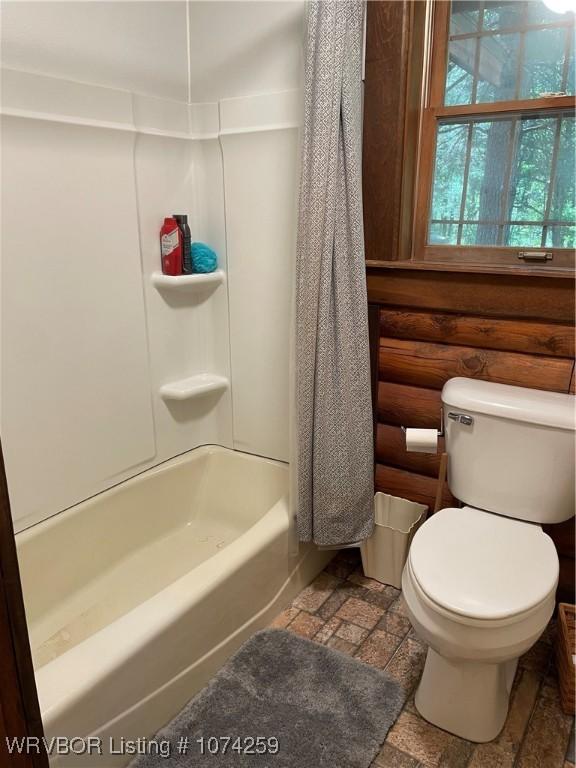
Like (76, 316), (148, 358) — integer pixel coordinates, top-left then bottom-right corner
(188, 1), (305, 102)
(221, 125), (300, 461)
(1, 116), (156, 530)
(134, 134), (233, 460)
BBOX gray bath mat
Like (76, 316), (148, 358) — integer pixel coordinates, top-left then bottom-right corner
(129, 628), (404, 768)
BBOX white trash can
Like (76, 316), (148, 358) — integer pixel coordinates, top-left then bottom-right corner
(360, 492), (428, 588)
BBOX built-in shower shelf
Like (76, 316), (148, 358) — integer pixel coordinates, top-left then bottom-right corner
(159, 374), (229, 402)
(152, 270), (225, 291)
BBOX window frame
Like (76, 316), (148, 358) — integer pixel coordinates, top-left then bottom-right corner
(413, 0), (576, 271)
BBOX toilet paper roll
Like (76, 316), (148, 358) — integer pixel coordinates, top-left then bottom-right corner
(405, 427), (438, 453)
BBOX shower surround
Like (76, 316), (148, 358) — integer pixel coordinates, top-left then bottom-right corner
(1, 3), (319, 763)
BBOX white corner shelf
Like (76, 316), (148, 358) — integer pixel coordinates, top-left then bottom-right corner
(151, 270), (225, 292)
(159, 373), (229, 402)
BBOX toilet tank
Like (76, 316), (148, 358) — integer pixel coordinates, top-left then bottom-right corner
(442, 378), (576, 524)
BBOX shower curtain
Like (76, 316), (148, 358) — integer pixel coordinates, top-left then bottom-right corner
(295, 0), (374, 547)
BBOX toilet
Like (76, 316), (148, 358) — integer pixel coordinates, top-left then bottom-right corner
(402, 377), (575, 743)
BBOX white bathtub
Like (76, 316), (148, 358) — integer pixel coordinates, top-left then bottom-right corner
(16, 446), (331, 767)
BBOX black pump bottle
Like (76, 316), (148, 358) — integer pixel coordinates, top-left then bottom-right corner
(173, 214), (193, 274)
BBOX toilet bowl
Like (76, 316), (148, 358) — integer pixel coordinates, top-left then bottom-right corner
(402, 506), (557, 742)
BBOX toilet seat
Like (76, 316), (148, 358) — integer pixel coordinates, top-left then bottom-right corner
(408, 506), (558, 622)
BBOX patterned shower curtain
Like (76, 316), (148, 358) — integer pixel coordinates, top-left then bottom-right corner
(295, 0), (374, 546)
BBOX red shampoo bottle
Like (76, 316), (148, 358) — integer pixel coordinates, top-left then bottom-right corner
(160, 217), (183, 275)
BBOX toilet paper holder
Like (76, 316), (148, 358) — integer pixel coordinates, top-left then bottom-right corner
(401, 410), (445, 438)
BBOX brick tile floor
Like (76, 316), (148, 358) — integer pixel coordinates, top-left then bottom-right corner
(269, 549), (575, 768)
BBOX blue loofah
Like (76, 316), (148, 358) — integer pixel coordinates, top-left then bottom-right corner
(191, 242), (218, 273)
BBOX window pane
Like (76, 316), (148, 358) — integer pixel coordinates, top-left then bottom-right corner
(460, 224), (481, 245)
(463, 122), (489, 221)
(522, 28), (569, 98)
(476, 33), (520, 102)
(445, 1), (575, 105)
(527, 2), (573, 25)
(469, 120), (514, 244)
(545, 226), (576, 248)
(445, 41), (475, 105)
(427, 112), (575, 248)
(509, 118), (555, 225)
(507, 224), (547, 247)
(430, 123), (469, 224)
(547, 117), (576, 246)
(450, 1), (480, 35)
(482, 2), (524, 32)
(429, 222), (459, 245)
(568, 37), (575, 95)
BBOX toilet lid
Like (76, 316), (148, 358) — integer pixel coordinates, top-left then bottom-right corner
(409, 506), (559, 621)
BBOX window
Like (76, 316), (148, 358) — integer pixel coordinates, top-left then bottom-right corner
(415, 0), (576, 269)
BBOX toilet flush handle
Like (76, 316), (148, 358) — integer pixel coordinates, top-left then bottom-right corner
(447, 412), (474, 426)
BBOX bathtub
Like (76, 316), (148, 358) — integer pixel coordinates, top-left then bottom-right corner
(16, 446), (331, 767)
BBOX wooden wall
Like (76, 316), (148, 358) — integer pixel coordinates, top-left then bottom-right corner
(368, 266), (576, 603)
